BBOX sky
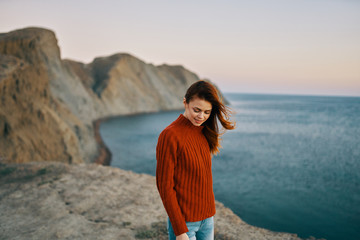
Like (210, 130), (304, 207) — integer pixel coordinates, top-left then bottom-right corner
(1, 0), (360, 96)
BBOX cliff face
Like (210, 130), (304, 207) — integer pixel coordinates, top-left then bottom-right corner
(0, 27), (204, 164)
(0, 28), (86, 164)
(64, 53), (199, 116)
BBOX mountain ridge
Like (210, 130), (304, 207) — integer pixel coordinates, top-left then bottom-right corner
(0, 27), (204, 164)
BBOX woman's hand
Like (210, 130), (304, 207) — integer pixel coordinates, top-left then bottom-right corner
(176, 233), (189, 240)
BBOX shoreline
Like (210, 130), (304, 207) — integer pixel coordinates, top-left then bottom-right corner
(92, 109), (184, 166)
(93, 118), (112, 166)
(0, 113), (317, 239)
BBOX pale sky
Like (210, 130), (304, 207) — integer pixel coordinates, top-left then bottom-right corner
(1, 0), (360, 96)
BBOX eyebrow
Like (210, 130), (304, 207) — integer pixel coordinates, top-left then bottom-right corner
(194, 107), (212, 112)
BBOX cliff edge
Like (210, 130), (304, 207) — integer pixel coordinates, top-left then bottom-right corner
(0, 162), (307, 240)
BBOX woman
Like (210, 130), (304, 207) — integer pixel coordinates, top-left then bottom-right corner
(156, 80), (235, 240)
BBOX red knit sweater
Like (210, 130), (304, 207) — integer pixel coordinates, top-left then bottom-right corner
(156, 114), (216, 236)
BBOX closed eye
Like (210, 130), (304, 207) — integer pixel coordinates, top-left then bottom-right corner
(193, 109), (212, 115)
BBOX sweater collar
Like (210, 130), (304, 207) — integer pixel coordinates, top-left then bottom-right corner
(177, 114), (204, 131)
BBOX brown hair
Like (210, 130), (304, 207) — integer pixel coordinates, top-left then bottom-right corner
(185, 80), (235, 154)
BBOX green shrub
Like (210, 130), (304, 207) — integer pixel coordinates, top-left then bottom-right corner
(0, 167), (16, 176)
(37, 168), (47, 175)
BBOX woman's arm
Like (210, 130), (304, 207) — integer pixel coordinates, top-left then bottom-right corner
(156, 129), (188, 236)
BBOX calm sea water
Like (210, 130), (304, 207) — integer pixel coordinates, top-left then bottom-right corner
(99, 93), (360, 240)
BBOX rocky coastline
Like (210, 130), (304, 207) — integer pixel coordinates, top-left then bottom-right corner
(0, 27), (324, 239)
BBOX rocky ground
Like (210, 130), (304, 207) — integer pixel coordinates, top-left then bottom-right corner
(0, 161), (321, 240)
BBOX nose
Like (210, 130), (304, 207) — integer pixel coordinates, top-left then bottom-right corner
(198, 112), (204, 119)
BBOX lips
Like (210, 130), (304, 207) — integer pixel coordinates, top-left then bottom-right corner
(194, 119), (203, 124)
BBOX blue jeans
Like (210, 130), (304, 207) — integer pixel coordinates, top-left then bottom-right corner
(167, 216), (214, 240)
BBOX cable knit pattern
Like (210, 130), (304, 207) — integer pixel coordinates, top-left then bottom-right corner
(156, 114), (216, 236)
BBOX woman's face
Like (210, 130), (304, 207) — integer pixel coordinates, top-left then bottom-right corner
(183, 96), (212, 126)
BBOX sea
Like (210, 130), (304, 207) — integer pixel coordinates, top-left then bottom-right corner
(99, 93), (360, 240)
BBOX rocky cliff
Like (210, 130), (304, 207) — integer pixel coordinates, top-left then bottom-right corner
(0, 28), (88, 164)
(0, 27), (204, 164)
(0, 161), (308, 240)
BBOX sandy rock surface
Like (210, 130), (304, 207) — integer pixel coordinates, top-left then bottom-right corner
(0, 162), (308, 240)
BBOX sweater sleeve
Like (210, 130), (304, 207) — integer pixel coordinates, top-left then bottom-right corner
(156, 129), (189, 236)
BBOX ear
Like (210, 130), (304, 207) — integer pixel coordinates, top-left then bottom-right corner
(183, 98), (186, 106)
